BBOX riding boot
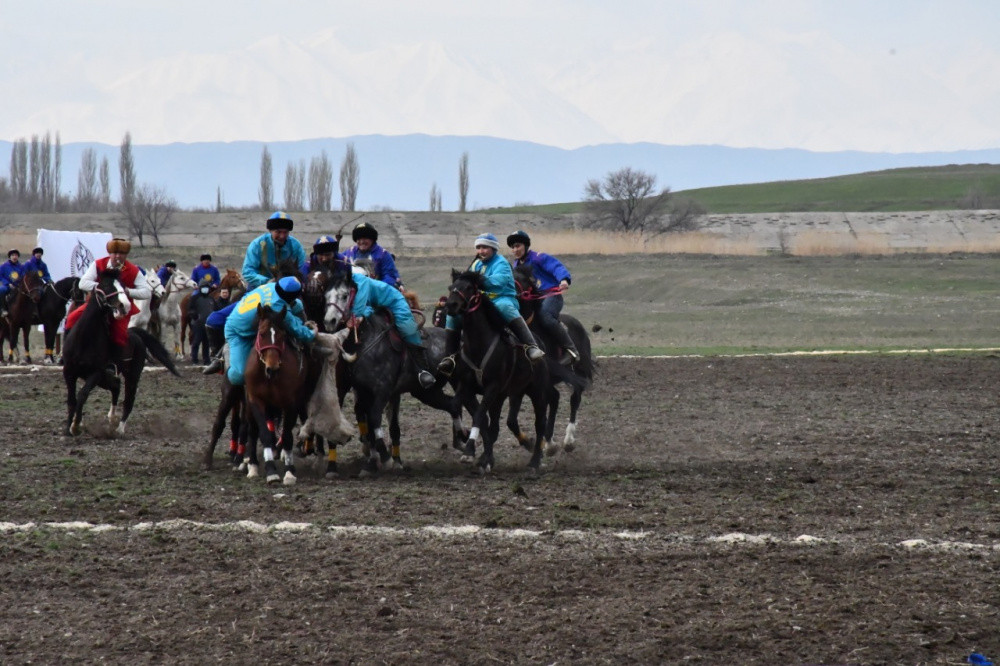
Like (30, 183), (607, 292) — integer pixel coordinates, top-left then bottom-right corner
(207, 326), (225, 356)
(509, 316), (545, 363)
(202, 342), (228, 375)
(407, 342), (436, 389)
(437, 328), (461, 377)
(552, 321), (580, 366)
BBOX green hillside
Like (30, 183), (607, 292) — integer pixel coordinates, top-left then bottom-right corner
(480, 164), (1000, 214)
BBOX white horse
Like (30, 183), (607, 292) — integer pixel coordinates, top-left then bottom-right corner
(159, 270), (198, 358)
(129, 270), (166, 332)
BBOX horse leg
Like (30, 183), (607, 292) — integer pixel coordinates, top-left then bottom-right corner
(526, 385), (549, 473)
(475, 398), (504, 474)
(63, 373), (79, 436)
(359, 394), (391, 478)
(543, 386), (560, 456)
(244, 400), (273, 480)
(387, 394), (404, 470)
(43, 323), (57, 364)
(505, 393), (534, 452)
(280, 409), (297, 486)
(563, 387), (583, 451)
(70, 373), (103, 437)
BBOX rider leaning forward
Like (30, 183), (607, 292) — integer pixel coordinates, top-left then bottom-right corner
(438, 233), (544, 376)
(507, 229), (579, 365)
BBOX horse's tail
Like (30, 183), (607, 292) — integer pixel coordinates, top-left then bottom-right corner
(131, 326), (182, 376)
(548, 360), (591, 392)
(561, 314), (595, 382)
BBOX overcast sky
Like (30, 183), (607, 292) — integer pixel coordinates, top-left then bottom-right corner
(2, 0), (999, 152)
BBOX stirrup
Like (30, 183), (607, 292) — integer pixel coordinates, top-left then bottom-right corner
(417, 370), (436, 389)
(525, 345), (545, 362)
(437, 354), (456, 377)
(202, 356), (224, 375)
(561, 347), (580, 366)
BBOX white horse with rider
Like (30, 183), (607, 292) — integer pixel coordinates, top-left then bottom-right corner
(158, 269), (198, 358)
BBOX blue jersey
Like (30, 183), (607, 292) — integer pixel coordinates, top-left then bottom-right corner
(341, 243), (401, 287)
(351, 273), (421, 345)
(0, 260), (24, 288)
(191, 264), (221, 288)
(470, 252), (519, 321)
(512, 249), (571, 291)
(224, 282), (315, 344)
(242, 233), (308, 289)
(22, 257), (52, 283)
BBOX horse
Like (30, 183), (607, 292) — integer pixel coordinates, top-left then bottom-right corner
(62, 268), (181, 437)
(129, 270), (166, 333)
(38, 277), (86, 364)
(180, 268), (246, 355)
(241, 303), (320, 485)
(323, 270), (469, 476)
(444, 269), (550, 474)
(513, 263), (595, 453)
(158, 270), (198, 358)
(3, 268), (45, 363)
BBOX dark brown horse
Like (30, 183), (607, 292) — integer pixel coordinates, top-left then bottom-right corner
(241, 303), (319, 485)
(180, 268), (245, 358)
(4, 268), (44, 363)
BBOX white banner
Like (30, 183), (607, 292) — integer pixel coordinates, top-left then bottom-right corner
(35, 229), (113, 282)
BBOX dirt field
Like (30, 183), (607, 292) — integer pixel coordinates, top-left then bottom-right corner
(1, 353), (999, 665)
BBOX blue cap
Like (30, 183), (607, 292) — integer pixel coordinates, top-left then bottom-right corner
(277, 276), (301, 294)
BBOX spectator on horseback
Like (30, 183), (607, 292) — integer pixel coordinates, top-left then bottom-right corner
(349, 258), (436, 389)
(156, 260), (177, 284)
(438, 233), (544, 376)
(0, 249), (24, 316)
(304, 235), (348, 278)
(223, 275), (317, 386)
(191, 254), (221, 289)
(73, 238), (151, 377)
(242, 211), (308, 290)
(23, 247), (53, 285)
(507, 230), (580, 365)
(341, 222), (402, 289)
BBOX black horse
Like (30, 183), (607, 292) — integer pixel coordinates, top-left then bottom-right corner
(323, 269), (468, 476)
(513, 263), (595, 453)
(444, 269), (550, 474)
(38, 277), (86, 364)
(62, 269), (180, 437)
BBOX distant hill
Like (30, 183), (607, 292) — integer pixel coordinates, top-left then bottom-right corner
(2, 135), (1000, 211)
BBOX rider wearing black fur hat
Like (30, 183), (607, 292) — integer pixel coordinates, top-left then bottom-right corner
(341, 222), (402, 289)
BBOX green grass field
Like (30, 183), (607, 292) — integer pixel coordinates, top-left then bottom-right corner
(480, 164), (1000, 215)
(399, 252), (1000, 356)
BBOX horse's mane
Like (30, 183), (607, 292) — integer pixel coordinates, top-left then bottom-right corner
(453, 270), (508, 332)
(275, 257), (300, 279)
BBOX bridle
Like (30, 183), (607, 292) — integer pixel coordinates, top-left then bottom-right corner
(254, 323), (286, 367)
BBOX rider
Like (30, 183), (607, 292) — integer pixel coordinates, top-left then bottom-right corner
(340, 222), (402, 289)
(223, 275), (317, 386)
(70, 238), (151, 377)
(191, 254), (221, 289)
(304, 235), (348, 277)
(507, 230), (580, 365)
(0, 249), (23, 316)
(438, 233), (544, 376)
(22, 247), (53, 285)
(242, 211), (308, 290)
(156, 260), (177, 285)
(348, 259), (436, 389)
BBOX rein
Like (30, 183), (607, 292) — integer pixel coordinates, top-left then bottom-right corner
(254, 326), (286, 358)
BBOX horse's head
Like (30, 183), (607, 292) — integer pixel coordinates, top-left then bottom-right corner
(254, 303), (288, 379)
(512, 263), (539, 318)
(445, 269), (485, 317)
(144, 270), (166, 299)
(323, 271), (356, 330)
(220, 269), (246, 298)
(95, 269), (131, 319)
(20, 268), (44, 303)
(167, 270), (198, 294)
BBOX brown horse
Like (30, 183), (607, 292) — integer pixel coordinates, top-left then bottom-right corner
(242, 303), (318, 485)
(180, 268), (245, 358)
(4, 268), (44, 363)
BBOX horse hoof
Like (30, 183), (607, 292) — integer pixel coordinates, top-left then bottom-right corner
(282, 471), (296, 486)
(562, 443), (575, 453)
(245, 464), (258, 478)
(266, 474), (281, 485)
(545, 444), (559, 457)
(518, 437), (535, 452)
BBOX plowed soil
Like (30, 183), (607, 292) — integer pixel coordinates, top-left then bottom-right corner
(1, 354), (998, 665)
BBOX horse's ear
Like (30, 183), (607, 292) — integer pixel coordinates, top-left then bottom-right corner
(256, 303), (264, 316)
(451, 268), (461, 281)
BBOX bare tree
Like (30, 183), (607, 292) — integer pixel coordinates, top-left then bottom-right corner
(119, 132), (136, 217)
(458, 152), (469, 212)
(28, 135), (40, 208)
(76, 148), (99, 211)
(259, 146), (273, 211)
(584, 167), (701, 234)
(429, 182), (440, 211)
(99, 157), (111, 211)
(284, 160), (305, 211)
(9, 138), (26, 203)
(53, 132), (62, 211)
(339, 143), (359, 211)
(133, 184), (177, 248)
(39, 133), (52, 211)
(308, 150), (334, 211)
